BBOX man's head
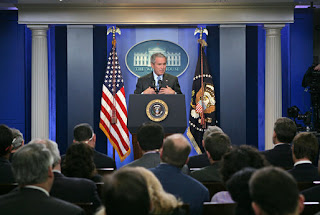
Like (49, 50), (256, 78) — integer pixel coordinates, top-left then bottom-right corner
(73, 123), (96, 148)
(102, 167), (150, 215)
(204, 132), (231, 162)
(160, 134), (191, 168)
(151, 53), (167, 76)
(203, 126), (223, 141)
(29, 139), (61, 169)
(292, 132), (318, 162)
(249, 166), (304, 215)
(12, 142), (54, 189)
(11, 128), (24, 151)
(137, 122), (164, 152)
(273, 117), (297, 144)
(0, 124), (14, 158)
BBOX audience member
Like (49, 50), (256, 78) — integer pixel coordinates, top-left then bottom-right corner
(0, 124), (15, 183)
(62, 142), (102, 182)
(99, 167), (151, 215)
(10, 128), (24, 155)
(211, 145), (268, 203)
(135, 167), (185, 215)
(187, 126), (223, 169)
(288, 132), (320, 182)
(226, 167), (256, 215)
(0, 143), (84, 215)
(62, 123), (116, 169)
(31, 139), (101, 211)
(124, 122), (164, 169)
(249, 166), (304, 215)
(190, 132), (231, 182)
(150, 134), (209, 215)
(261, 117), (297, 169)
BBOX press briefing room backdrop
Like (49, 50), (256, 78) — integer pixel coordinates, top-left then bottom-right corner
(0, 3), (318, 167)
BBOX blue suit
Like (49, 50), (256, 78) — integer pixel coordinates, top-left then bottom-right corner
(150, 163), (209, 215)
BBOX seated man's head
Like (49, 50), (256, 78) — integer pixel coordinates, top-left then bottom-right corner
(12, 142), (54, 190)
(204, 132), (231, 163)
(11, 128), (24, 152)
(249, 166), (304, 215)
(137, 122), (164, 153)
(273, 117), (297, 144)
(73, 123), (95, 148)
(102, 167), (150, 215)
(292, 132), (318, 163)
(160, 134), (191, 168)
(0, 124), (14, 159)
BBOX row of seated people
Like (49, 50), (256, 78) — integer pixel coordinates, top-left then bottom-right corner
(1, 116), (320, 215)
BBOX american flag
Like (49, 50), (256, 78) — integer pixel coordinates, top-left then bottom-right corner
(99, 44), (130, 161)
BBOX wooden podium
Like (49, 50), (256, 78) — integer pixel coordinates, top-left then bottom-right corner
(128, 94), (187, 160)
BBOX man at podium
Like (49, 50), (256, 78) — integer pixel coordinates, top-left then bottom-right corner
(134, 53), (182, 95)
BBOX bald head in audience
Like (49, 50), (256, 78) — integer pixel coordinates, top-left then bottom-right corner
(160, 134), (191, 168)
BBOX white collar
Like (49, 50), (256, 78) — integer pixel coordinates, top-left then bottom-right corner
(294, 160), (312, 166)
(24, 185), (50, 196)
(153, 71), (163, 80)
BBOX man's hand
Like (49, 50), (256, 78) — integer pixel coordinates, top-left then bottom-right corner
(159, 86), (175, 94)
(315, 64), (320, 71)
(143, 87), (156, 94)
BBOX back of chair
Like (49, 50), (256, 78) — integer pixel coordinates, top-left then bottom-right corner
(202, 182), (226, 198)
(96, 168), (114, 176)
(301, 202), (320, 215)
(0, 183), (18, 195)
(203, 202), (236, 215)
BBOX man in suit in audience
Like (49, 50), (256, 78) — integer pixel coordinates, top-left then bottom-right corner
(31, 139), (101, 211)
(288, 132), (320, 182)
(124, 122), (164, 169)
(134, 53), (182, 95)
(190, 132), (231, 182)
(261, 117), (297, 169)
(187, 126), (223, 169)
(0, 124), (15, 183)
(150, 134), (209, 215)
(0, 143), (85, 215)
(62, 123), (116, 169)
(249, 166), (304, 215)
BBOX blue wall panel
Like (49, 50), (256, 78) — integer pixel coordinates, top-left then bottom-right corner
(0, 11), (26, 137)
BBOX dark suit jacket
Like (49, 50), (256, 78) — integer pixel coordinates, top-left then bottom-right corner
(124, 152), (190, 174)
(61, 150), (116, 169)
(0, 187), (85, 215)
(288, 163), (320, 182)
(150, 163), (209, 215)
(261, 143), (294, 169)
(50, 171), (101, 210)
(134, 72), (182, 94)
(0, 157), (15, 183)
(124, 151), (160, 169)
(190, 162), (222, 182)
(187, 153), (210, 169)
(301, 185), (320, 202)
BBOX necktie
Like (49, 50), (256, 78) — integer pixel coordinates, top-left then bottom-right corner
(157, 76), (161, 90)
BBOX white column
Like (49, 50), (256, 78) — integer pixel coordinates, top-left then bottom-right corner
(27, 25), (49, 139)
(264, 24), (285, 150)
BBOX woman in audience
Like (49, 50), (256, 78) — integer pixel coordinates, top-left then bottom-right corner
(96, 167), (185, 215)
(211, 145), (268, 203)
(62, 142), (102, 182)
(227, 167), (257, 215)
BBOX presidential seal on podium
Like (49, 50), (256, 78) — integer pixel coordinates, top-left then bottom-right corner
(146, 99), (169, 122)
